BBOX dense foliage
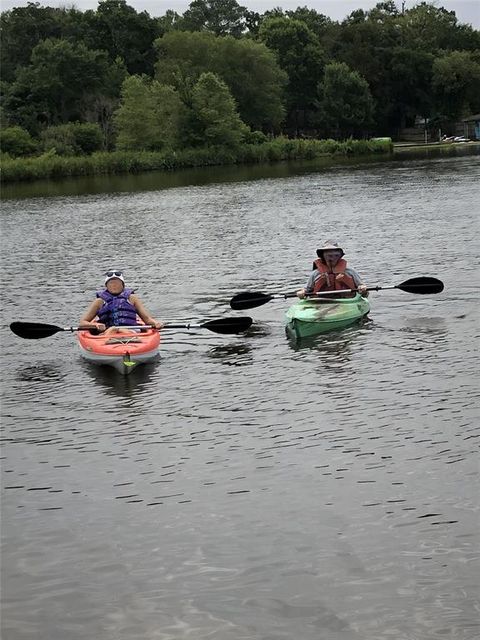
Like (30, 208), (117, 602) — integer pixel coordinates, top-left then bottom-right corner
(1, 0), (479, 157)
(0, 137), (393, 182)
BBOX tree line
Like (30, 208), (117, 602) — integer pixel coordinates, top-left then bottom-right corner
(1, 0), (479, 157)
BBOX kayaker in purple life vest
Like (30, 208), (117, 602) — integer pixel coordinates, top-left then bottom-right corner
(79, 270), (164, 334)
(296, 240), (368, 299)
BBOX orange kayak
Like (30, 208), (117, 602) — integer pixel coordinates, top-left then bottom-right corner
(77, 327), (160, 375)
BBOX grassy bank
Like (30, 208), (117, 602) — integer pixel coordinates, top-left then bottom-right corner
(0, 137), (392, 183)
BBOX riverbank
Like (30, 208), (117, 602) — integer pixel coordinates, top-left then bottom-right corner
(0, 137), (391, 183)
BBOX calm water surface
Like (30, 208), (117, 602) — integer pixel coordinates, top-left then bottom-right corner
(1, 155), (479, 639)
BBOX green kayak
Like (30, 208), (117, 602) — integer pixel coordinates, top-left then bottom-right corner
(285, 294), (370, 340)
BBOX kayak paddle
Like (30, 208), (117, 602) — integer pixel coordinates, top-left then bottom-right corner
(230, 277), (444, 310)
(163, 317), (253, 334)
(10, 317), (253, 340)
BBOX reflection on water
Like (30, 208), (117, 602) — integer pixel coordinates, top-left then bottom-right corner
(207, 342), (253, 367)
(286, 317), (372, 356)
(243, 320), (271, 338)
(80, 359), (160, 397)
(1, 154), (479, 640)
(400, 315), (448, 334)
(16, 363), (67, 383)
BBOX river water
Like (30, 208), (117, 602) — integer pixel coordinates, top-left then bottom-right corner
(1, 153), (479, 640)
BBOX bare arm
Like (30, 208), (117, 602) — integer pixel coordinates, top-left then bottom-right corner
(345, 268), (368, 296)
(297, 272), (318, 298)
(79, 299), (104, 329)
(130, 295), (164, 329)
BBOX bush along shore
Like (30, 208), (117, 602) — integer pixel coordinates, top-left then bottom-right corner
(0, 137), (392, 183)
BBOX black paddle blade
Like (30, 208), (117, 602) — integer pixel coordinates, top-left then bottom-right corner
(201, 317), (253, 334)
(10, 321), (62, 339)
(230, 292), (273, 310)
(397, 277), (444, 295)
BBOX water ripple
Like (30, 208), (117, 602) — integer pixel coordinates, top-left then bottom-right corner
(1, 155), (479, 639)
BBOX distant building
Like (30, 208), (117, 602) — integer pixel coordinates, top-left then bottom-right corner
(462, 114), (480, 140)
(396, 114), (480, 143)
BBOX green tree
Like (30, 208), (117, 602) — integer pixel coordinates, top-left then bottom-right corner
(386, 47), (434, 129)
(244, 10), (261, 35)
(82, 56), (128, 149)
(432, 51), (480, 119)
(285, 7), (333, 38)
(155, 31), (286, 130)
(0, 81), (12, 128)
(0, 2), (84, 82)
(80, 0), (160, 75)
(114, 75), (184, 150)
(367, 1), (399, 21)
(157, 10), (184, 34)
(190, 71), (248, 146)
(0, 1), (163, 79)
(181, 0), (247, 37)
(332, 5), (401, 131)
(214, 37), (285, 130)
(403, 3), (480, 53)
(258, 16), (325, 130)
(316, 62), (374, 137)
(5, 39), (125, 133)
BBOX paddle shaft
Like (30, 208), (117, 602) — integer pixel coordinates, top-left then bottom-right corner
(78, 323), (231, 330)
(54, 323), (230, 331)
(164, 322), (210, 329)
(309, 285), (404, 298)
(310, 285), (395, 297)
(270, 287), (372, 300)
(79, 324), (154, 331)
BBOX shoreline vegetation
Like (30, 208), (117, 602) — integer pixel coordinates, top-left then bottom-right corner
(1, 139), (478, 186)
(0, 137), (393, 183)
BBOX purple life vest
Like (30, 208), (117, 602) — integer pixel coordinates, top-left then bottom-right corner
(96, 288), (138, 327)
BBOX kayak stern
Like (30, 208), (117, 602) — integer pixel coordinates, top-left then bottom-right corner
(77, 328), (160, 375)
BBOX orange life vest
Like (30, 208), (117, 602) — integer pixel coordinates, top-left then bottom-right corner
(312, 258), (357, 293)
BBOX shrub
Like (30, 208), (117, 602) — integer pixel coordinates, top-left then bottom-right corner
(70, 123), (103, 154)
(41, 123), (103, 155)
(0, 126), (37, 157)
(41, 126), (76, 156)
(244, 130), (268, 145)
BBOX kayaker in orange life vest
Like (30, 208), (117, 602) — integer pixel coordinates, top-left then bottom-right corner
(296, 241), (368, 299)
(80, 270), (164, 334)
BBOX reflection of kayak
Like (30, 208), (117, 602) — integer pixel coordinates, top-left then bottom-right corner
(77, 327), (160, 375)
(285, 294), (370, 340)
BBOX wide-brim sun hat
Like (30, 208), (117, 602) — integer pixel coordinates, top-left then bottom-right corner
(104, 270), (125, 285)
(316, 240), (345, 258)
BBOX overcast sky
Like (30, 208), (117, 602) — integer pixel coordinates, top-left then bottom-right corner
(1, 0), (479, 27)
